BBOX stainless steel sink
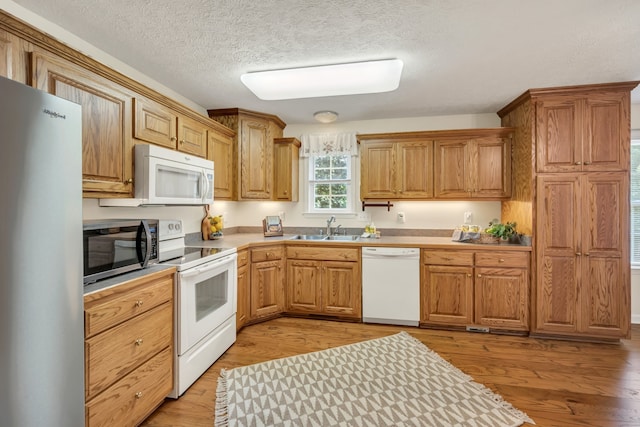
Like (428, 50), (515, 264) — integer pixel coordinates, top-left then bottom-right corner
(290, 234), (327, 240)
(289, 234), (360, 241)
(325, 235), (360, 241)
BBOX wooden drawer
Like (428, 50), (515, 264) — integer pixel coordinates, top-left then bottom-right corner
(475, 251), (529, 268)
(423, 250), (474, 266)
(85, 347), (173, 427)
(251, 245), (284, 262)
(85, 302), (172, 399)
(84, 273), (173, 338)
(237, 249), (249, 267)
(286, 246), (359, 262)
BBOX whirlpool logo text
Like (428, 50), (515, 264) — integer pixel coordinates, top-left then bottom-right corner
(43, 108), (66, 119)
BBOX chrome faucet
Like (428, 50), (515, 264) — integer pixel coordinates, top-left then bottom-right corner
(334, 224), (343, 235)
(326, 215), (336, 236)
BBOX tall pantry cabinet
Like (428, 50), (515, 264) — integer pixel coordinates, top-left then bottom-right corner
(498, 81), (638, 340)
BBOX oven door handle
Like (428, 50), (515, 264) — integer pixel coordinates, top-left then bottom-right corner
(180, 255), (235, 278)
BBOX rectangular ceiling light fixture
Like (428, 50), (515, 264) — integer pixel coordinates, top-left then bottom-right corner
(240, 59), (403, 100)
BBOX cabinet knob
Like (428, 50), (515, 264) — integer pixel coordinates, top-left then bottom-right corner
(134, 338), (144, 346)
(498, 258), (505, 263)
(284, 190), (288, 195)
(576, 252), (582, 256)
(575, 161), (582, 165)
(467, 273), (472, 278)
(477, 274), (482, 278)
(170, 136), (177, 142)
(135, 391), (143, 399)
(180, 140), (185, 145)
(125, 178), (133, 184)
(134, 300), (143, 307)
(266, 252), (271, 258)
(584, 161), (591, 165)
(585, 253), (590, 256)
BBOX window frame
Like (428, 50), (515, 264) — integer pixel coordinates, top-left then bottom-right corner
(630, 130), (640, 268)
(303, 153), (359, 216)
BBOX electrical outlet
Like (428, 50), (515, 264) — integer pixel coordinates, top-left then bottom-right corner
(397, 212), (406, 223)
(464, 211), (472, 224)
(357, 211), (370, 221)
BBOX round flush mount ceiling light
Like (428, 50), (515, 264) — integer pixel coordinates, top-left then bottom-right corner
(314, 111), (338, 123)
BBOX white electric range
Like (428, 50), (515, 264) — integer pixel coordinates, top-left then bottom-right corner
(158, 220), (237, 398)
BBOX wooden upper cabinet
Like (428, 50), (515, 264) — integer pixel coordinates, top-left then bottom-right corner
(398, 141), (434, 198)
(177, 115), (208, 157)
(209, 130), (235, 200)
(360, 141), (396, 199)
(31, 50), (133, 197)
(360, 138), (433, 199)
(208, 108), (286, 201)
(273, 137), (300, 201)
(536, 91), (629, 173)
(0, 29), (14, 79)
(360, 129), (510, 201)
(133, 97), (177, 149)
(0, 29), (29, 84)
(434, 135), (511, 199)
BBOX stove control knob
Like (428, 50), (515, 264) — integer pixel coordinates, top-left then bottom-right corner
(175, 223), (181, 231)
(168, 223), (174, 230)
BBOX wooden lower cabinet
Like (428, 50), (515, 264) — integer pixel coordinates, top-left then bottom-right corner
(285, 246), (361, 319)
(250, 245), (285, 320)
(535, 173), (630, 338)
(83, 268), (175, 427)
(421, 249), (529, 332)
(236, 249), (250, 330)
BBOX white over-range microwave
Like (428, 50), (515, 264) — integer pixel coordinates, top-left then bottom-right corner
(100, 144), (214, 206)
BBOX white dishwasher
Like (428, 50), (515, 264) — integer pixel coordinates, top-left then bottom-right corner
(362, 247), (420, 326)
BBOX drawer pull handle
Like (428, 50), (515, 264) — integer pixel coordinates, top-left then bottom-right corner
(498, 258), (505, 263)
(134, 300), (143, 307)
(135, 338), (144, 346)
(135, 391), (143, 399)
(442, 257), (452, 261)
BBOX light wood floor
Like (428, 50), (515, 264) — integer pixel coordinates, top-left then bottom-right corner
(142, 318), (640, 427)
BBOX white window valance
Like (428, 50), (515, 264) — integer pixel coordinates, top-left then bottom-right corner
(300, 132), (358, 157)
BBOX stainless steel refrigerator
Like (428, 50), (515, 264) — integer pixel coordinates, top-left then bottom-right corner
(0, 76), (84, 426)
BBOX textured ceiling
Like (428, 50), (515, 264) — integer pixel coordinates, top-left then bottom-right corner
(9, 0), (640, 124)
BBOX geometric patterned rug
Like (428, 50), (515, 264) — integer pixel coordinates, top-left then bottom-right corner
(215, 332), (534, 426)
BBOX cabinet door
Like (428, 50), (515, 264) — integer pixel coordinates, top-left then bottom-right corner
(209, 130), (235, 199)
(240, 118), (272, 199)
(250, 259), (284, 318)
(583, 93), (629, 171)
(421, 264), (473, 325)
(236, 262), (250, 330)
(473, 137), (511, 198)
(32, 51), (133, 197)
(536, 97), (581, 173)
(360, 142), (396, 198)
(322, 261), (361, 318)
(0, 29), (14, 79)
(132, 98), (177, 149)
(397, 141), (433, 198)
(579, 173), (630, 337)
(475, 267), (528, 330)
(535, 175), (581, 334)
(273, 138), (300, 201)
(286, 260), (322, 314)
(177, 115), (207, 157)
(434, 140), (469, 198)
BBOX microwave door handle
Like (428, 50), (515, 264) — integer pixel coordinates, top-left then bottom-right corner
(136, 221), (152, 267)
(202, 170), (209, 204)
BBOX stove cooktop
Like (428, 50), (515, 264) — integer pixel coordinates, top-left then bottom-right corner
(160, 246), (236, 271)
